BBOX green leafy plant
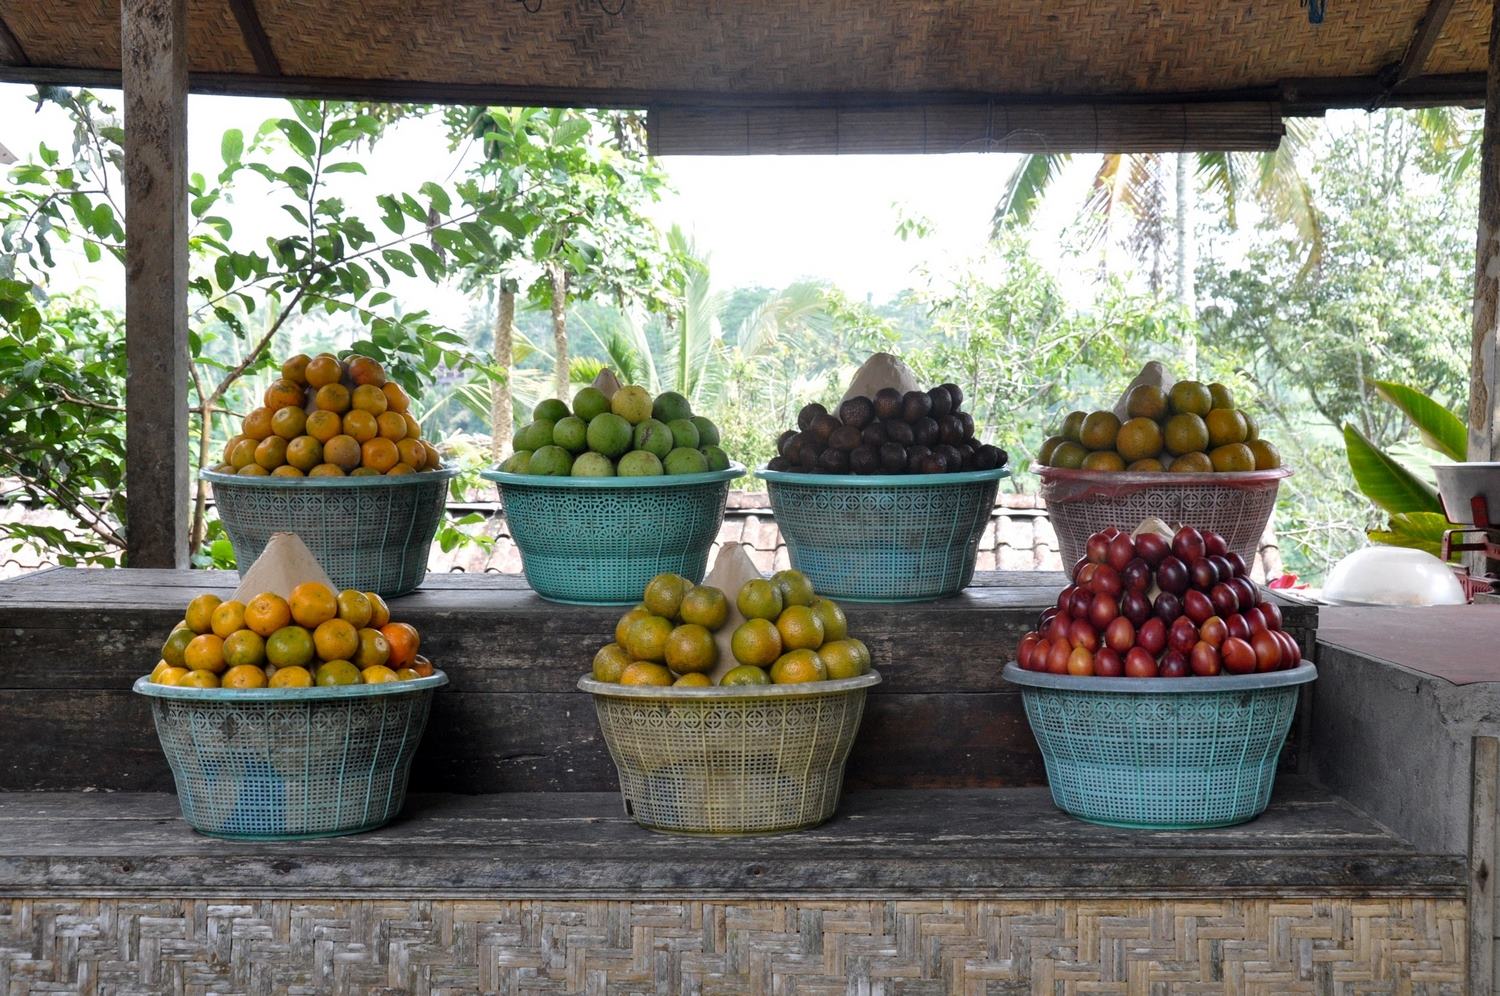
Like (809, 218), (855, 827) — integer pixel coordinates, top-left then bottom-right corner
(1343, 379), (1466, 557)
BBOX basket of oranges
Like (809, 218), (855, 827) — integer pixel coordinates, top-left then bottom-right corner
(204, 351), (455, 597)
(1034, 378), (1289, 566)
(135, 576), (444, 840)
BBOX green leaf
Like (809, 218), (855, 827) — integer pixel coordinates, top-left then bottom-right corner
(419, 181), (452, 214)
(221, 128), (244, 166)
(277, 120), (317, 159)
(324, 162), (367, 174)
(213, 256), (234, 291)
(1370, 380), (1468, 461)
(1343, 424), (1443, 516)
(551, 116), (591, 147)
(1367, 511), (1461, 561)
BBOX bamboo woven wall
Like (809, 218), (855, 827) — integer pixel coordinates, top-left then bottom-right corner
(2, 1), (1490, 101)
(0, 896), (1468, 993)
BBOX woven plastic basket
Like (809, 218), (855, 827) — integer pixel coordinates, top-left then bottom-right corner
(756, 467), (1009, 602)
(133, 673), (445, 840)
(481, 465), (742, 605)
(579, 672), (880, 835)
(202, 468), (457, 598)
(1037, 466), (1291, 568)
(1003, 663), (1315, 829)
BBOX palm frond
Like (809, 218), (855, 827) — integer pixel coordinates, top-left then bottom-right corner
(992, 154), (1071, 235)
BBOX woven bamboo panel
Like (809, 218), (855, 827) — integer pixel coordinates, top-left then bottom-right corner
(0, 895), (1465, 994)
(1, 1), (1489, 99)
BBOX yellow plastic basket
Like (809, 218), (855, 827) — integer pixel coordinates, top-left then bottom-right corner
(579, 672), (880, 835)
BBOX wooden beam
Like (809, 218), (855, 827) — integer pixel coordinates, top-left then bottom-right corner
(1473, 0), (1500, 458)
(121, 0), (190, 569)
(225, 0), (280, 76)
(1469, 736), (1498, 995)
(1393, 0), (1460, 87)
(0, 14), (28, 65)
(0, 62), (1486, 116)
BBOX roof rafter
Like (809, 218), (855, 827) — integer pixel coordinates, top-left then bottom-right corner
(0, 14), (29, 66)
(226, 0), (281, 76)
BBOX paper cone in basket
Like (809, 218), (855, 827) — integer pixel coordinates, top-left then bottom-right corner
(701, 542), (765, 684)
(591, 368), (623, 399)
(1111, 360), (1174, 421)
(230, 531), (336, 602)
(840, 352), (920, 402)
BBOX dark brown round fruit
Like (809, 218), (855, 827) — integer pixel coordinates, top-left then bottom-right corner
(797, 441), (821, 469)
(783, 435), (804, 464)
(1156, 556), (1189, 594)
(861, 422), (887, 447)
(778, 428), (798, 453)
(906, 445), (932, 472)
(838, 396), (875, 429)
(1190, 558), (1218, 590)
(911, 416), (939, 446)
(1152, 591), (1183, 623)
(941, 382), (964, 409)
(849, 445), (880, 474)
(919, 452), (948, 474)
(1138, 617), (1167, 655)
(1095, 647), (1124, 676)
(829, 424), (862, 451)
(1159, 649), (1191, 678)
(885, 420), (914, 446)
(879, 442), (907, 473)
(798, 403), (828, 432)
(928, 386), (953, 419)
(958, 444), (977, 470)
(974, 444), (1001, 470)
(934, 444), (963, 471)
(1135, 532), (1169, 566)
(874, 388), (903, 420)
(809, 413), (840, 444)
(902, 390), (932, 422)
(818, 447), (849, 473)
(939, 414), (965, 445)
(1120, 589), (1151, 626)
(767, 456), (790, 472)
(957, 411), (975, 439)
(1125, 646), (1158, 677)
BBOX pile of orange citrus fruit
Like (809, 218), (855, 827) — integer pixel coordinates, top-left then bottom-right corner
(593, 569), (873, 687)
(214, 352), (443, 477)
(148, 582), (434, 689)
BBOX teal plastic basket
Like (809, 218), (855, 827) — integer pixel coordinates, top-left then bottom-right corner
(1003, 663), (1316, 829)
(202, 468), (457, 598)
(481, 465), (742, 605)
(756, 467), (1009, 602)
(133, 673), (446, 840)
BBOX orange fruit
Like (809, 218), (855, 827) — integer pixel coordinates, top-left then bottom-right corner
(346, 355), (387, 387)
(285, 435), (323, 471)
(1116, 417), (1164, 462)
(770, 649), (827, 684)
(223, 629), (266, 667)
(674, 672), (712, 687)
(1243, 411), (1261, 442)
(593, 643), (633, 682)
(1209, 383), (1236, 410)
(222, 664), (269, 689)
(271, 465), (304, 478)
(1127, 458), (1167, 472)
(362, 665), (400, 684)
(623, 614), (673, 663)
(1081, 450), (1126, 472)
(290, 582), (338, 628)
(1169, 452), (1215, 473)
(615, 606), (650, 647)
(184, 593), (222, 634)
(361, 437), (400, 472)
(380, 622), (421, 667)
(264, 379), (306, 411)
(161, 627), (194, 667)
(351, 384), (389, 415)
(776, 605), (825, 650)
(1059, 411), (1087, 442)
(1169, 381), (1213, 417)
(422, 441), (442, 470)
(266, 625), (315, 668)
(643, 573), (690, 618)
(619, 662), (672, 686)
(409, 654), (435, 677)
(809, 599), (848, 642)
(376, 411), (408, 441)
(1163, 413), (1210, 456)
(269, 665), (313, 688)
(305, 410), (342, 443)
(315, 383), (352, 414)
(222, 434), (250, 464)
(396, 668), (422, 681)
(730, 618), (782, 667)
(210, 599), (247, 638)
(309, 463), (346, 477)
(737, 579), (783, 621)
(820, 639), (870, 679)
(352, 627), (391, 668)
(1079, 411), (1121, 451)
(271, 405), (307, 440)
(336, 589), (373, 629)
(238, 465), (271, 477)
(324, 435), (361, 471)
(1248, 439), (1282, 470)
(1048, 441), (1087, 469)
(771, 569), (816, 607)
(178, 669), (220, 688)
(352, 467), (382, 477)
(1205, 408), (1249, 447)
(313, 618), (359, 662)
(719, 664), (771, 686)
(342, 409), (378, 443)
(304, 354), (342, 388)
(254, 435), (288, 470)
(382, 382), (411, 413)
(242, 407), (274, 440)
(664, 623), (718, 674)
(244, 592), (292, 637)
(402, 413), (422, 440)
(397, 438), (427, 469)
(314, 660), (361, 686)
(1125, 384), (1168, 420)
(228, 438), (259, 469)
(282, 353), (312, 385)
(679, 585), (729, 630)
(365, 592), (391, 628)
(184, 633), (226, 673)
(386, 463), (417, 476)
(154, 666), (190, 686)
(1209, 442), (1256, 472)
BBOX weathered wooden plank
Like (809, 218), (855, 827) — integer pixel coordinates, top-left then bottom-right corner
(1472, 735), (1498, 995)
(0, 784), (1465, 898)
(1471, 0), (1500, 578)
(121, 0), (190, 568)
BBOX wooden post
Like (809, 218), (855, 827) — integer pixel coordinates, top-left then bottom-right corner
(121, 0), (189, 568)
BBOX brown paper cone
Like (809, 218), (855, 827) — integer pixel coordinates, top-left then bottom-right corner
(701, 542), (765, 683)
(230, 532), (336, 602)
(840, 352), (921, 403)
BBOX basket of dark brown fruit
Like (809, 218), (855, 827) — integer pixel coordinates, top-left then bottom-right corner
(756, 356), (1008, 601)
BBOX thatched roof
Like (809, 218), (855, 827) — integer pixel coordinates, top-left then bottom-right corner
(0, 1), (1489, 153)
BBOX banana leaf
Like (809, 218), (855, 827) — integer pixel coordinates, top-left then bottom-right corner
(1369, 380), (1468, 461)
(1342, 424), (1442, 516)
(1367, 511), (1460, 561)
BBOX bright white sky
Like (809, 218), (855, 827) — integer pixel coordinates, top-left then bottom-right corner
(1, 85), (1093, 315)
